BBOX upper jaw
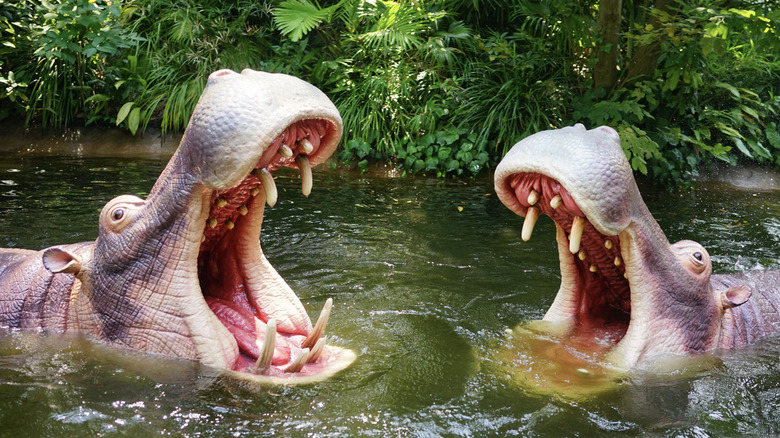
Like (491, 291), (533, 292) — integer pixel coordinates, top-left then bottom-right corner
(181, 68), (343, 191)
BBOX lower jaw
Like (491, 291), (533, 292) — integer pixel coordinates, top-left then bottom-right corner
(226, 344), (357, 385)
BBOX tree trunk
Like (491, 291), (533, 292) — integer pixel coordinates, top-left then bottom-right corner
(593, 0), (623, 91)
(625, 0), (679, 82)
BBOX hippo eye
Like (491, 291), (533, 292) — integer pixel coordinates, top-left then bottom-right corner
(112, 208), (125, 221)
(693, 252), (703, 261)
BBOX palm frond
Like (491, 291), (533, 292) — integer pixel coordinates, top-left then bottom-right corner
(273, 0), (337, 42)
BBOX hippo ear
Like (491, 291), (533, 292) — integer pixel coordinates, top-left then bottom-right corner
(42, 248), (82, 275)
(720, 286), (751, 309)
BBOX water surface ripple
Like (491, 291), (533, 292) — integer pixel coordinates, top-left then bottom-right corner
(0, 156), (779, 436)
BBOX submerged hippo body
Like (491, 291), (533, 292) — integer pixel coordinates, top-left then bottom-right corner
(0, 69), (355, 384)
(494, 124), (780, 370)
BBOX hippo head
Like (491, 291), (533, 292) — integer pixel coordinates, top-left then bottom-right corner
(494, 124), (751, 370)
(43, 69), (355, 383)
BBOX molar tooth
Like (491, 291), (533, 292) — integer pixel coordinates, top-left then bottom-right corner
(578, 250), (587, 261)
(279, 144), (293, 158)
(298, 138), (314, 154)
(253, 318), (276, 374)
(527, 190), (539, 206)
(550, 195), (562, 209)
(225, 220), (234, 230)
(589, 264), (598, 273)
(238, 204), (248, 216)
(284, 348), (310, 373)
(201, 234), (206, 242)
(254, 168), (278, 207)
(307, 338), (326, 363)
(215, 196), (228, 208)
(604, 240), (613, 250)
(250, 187), (260, 197)
(569, 216), (586, 254)
(614, 256), (622, 266)
(296, 154), (313, 197)
(302, 298), (332, 349)
(521, 206), (540, 241)
(207, 217), (217, 229)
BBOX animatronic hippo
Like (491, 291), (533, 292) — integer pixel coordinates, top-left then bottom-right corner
(0, 69), (355, 384)
(494, 124), (780, 370)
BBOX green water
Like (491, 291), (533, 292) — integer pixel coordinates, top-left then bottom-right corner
(0, 155), (779, 436)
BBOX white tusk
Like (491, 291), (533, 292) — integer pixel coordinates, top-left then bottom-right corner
(302, 298), (332, 349)
(279, 144), (294, 158)
(569, 216), (586, 254)
(527, 190), (539, 206)
(298, 138), (314, 154)
(550, 194), (562, 209)
(521, 206), (540, 242)
(307, 337), (326, 363)
(296, 155), (313, 197)
(253, 168), (278, 208)
(284, 348), (310, 373)
(253, 318), (276, 375)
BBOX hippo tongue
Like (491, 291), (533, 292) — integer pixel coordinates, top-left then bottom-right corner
(206, 297), (293, 364)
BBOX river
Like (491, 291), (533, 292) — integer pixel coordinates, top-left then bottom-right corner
(0, 145), (779, 436)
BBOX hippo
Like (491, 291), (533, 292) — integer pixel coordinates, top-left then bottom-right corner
(0, 69), (355, 384)
(494, 124), (780, 371)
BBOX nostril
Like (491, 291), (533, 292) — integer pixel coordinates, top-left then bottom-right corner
(211, 69), (236, 78)
(207, 69), (239, 85)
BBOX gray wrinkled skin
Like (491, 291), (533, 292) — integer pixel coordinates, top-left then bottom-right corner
(0, 69), (355, 384)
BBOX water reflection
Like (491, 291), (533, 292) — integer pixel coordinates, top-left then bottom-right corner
(0, 155), (778, 436)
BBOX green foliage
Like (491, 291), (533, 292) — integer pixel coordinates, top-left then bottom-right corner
(1, 0), (142, 127)
(273, 0), (338, 42)
(0, 0), (778, 186)
(456, 31), (572, 155)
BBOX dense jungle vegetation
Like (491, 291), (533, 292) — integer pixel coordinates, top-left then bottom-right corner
(1, 1), (778, 185)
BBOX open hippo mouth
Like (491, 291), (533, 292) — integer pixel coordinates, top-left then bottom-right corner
(504, 172), (631, 350)
(493, 124), (674, 368)
(196, 119), (345, 377)
(121, 68), (360, 382)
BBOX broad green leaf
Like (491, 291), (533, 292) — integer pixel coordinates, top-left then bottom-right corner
(116, 101), (134, 125)
(128, 107), (141, 135)
(85, 94), (110, 103)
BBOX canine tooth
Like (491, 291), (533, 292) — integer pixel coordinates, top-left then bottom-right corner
(298, 138), (314, 154)
(255, 168), (278, 207)
(279, 144), (293, 158)
(550, 195), (562, 209)
(296, 154), (313, 197)
(604, 240), (613, 250)
(527, 190), (539, 206)
(302, 298), (332, 349)
(226, 220), (234, 230)
(521, 206), (540, 241)
(253, 318), (276, 374)
(207, 217), (217, 229)
(215, 196), (228, 208)
(307, 337), (326, 363)
(614, 256), (622, 266)
(284, 348), (310, 373)
(250, 187), (260, 197)
(589, 264), (598, 273)
(569, 216), (585, 253)
(238, 204), (248, 216)
(578, 250), (587, 261)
